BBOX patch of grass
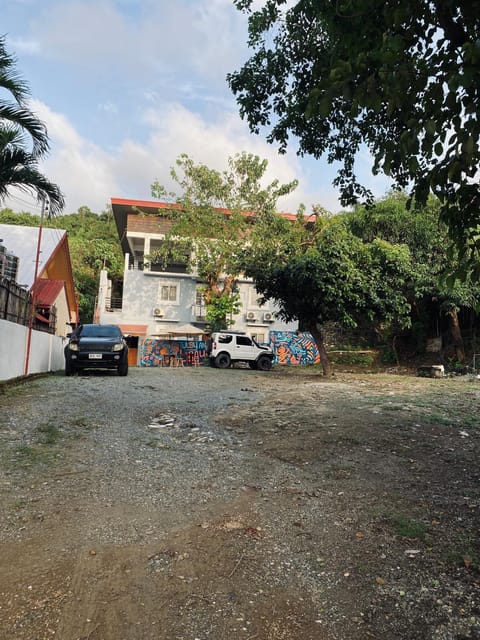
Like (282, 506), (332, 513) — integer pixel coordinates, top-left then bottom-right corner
(12, 444), (50, 466)
(386, 514), (428, 540)
(382, 403), (408, 411)
(445, 540), (480, 571)
(421, 412), (452, 426)
(68, 417), (90, 428)
(9, 421), (66, 469)
(36, 422), (62, 445)
(145, 439), (171, 450)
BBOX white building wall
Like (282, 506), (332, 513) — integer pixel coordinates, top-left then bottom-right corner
(0, 319), (66, 381)
(97, 258), (298, 338)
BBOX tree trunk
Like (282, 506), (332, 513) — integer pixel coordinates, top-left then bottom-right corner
(305, 321), (333, 376)
(447, 307), (465, 363)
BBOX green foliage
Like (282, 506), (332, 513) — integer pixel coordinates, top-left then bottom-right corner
(204, 290), (242, 332)
(0, 208), (41, 226)
(386, 514), (428, 540)
(246, 209), (412, 374)
(248, 211), (412, 328)
(150, 152), (298, 326)
(228, 1), (480, 274)
(345, 193), (480, 349)
(0, 36), (64, 213)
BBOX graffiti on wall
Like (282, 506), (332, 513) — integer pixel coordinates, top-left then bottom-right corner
(268, 331), (320, 366)
(139, 333), (318, 367)
(140, 338), (207, 367)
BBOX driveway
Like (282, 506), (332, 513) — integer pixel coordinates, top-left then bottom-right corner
(0, 366), (479, 639)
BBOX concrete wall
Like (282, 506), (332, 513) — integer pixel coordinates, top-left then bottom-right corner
(0, 319), (66, 381)
(97, 264), (298, 338)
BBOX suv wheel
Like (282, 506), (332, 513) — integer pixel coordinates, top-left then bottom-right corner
(65, 360), (76, 376)
(215, 353), (231, 369)
(118, 358), (129, 376)
(257, 355), (272, 371)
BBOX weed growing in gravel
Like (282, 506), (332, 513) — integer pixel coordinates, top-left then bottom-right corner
(36, 422), (62, 445)
(12, 444), (50, 466)
(386, 514), (428, 540)
(445, 537), (479, 571)
(8, 421), (66, 468)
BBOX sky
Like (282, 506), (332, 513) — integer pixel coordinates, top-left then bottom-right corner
(2, 0), (391, 217)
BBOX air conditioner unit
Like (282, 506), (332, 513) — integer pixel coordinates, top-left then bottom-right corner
(263, 312), (274, 322)
(246, 310), (258, 321)
(153, 307), (164, 317)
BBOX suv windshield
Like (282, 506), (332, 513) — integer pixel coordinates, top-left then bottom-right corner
(77, 325), (121, 338)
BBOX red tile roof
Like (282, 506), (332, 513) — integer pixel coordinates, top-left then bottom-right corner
(33, 279), (66, 306)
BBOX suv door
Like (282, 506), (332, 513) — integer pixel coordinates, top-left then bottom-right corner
(234, 334), (256, 361)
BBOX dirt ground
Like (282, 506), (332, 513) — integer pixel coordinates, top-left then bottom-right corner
(0, 365), (479, 640)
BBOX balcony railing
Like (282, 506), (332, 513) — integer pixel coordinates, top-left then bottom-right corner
(105, 297), (123, 312)
(128, 256), (188, 274)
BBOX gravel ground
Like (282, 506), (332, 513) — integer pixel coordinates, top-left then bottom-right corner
(0, 366), (479, 639)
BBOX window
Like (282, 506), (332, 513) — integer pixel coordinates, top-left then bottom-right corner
(194, 288), (207, 319)
(236, 336), (253, 346)
(247, 288), (262, 309)
(158, 283), (179, 304)
(218, 334), (233, 344)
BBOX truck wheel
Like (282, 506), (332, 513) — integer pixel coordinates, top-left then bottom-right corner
(257, 356), (272, 371)
(215, 353), (231, 369)
(65, 360), (76, 376)
(118, 358), (129, 376)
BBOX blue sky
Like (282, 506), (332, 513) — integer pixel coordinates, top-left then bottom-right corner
(3, 0), (390, 216)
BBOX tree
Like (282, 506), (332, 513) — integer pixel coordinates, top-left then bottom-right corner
(346, 192), (480, 362)
(246, 209), (412, 375)
(228, 1), (480, 271)
(0, 36), (64, 213)
(150, 152), (298, 331)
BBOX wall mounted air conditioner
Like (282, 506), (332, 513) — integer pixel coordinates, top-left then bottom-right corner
(263, 312), (274, 322)
(153, 307), (164, 317)
(246, 310), (258, 321)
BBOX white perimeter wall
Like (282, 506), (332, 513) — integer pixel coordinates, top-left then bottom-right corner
(0, 319), (66, 381)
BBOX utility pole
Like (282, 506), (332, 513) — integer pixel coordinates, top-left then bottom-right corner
(24, 196), (48, 376)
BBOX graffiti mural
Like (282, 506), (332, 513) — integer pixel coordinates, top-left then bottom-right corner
(268, 331), (320, 366)
(140, 338), (207, 367)
(140, 333), (318, 367)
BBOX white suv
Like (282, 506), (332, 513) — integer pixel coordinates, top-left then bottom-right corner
(208, 331), (274, 371)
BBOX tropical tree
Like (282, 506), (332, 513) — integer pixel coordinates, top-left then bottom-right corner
(150, 152), (298, 331)
(246, 208), (412, 375)
(228, 1), (480, 272)
(0, 36), (64, 213)
(346, 192), (480, 362)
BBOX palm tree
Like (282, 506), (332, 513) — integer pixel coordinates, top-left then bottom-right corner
(0, 35), (64, 213)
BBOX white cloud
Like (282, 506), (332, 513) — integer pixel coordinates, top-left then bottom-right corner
(7, 99), (337, 216)
(8, 37), (40, 55)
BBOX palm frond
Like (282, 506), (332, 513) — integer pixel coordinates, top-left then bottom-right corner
(0, 103), (49, 155)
